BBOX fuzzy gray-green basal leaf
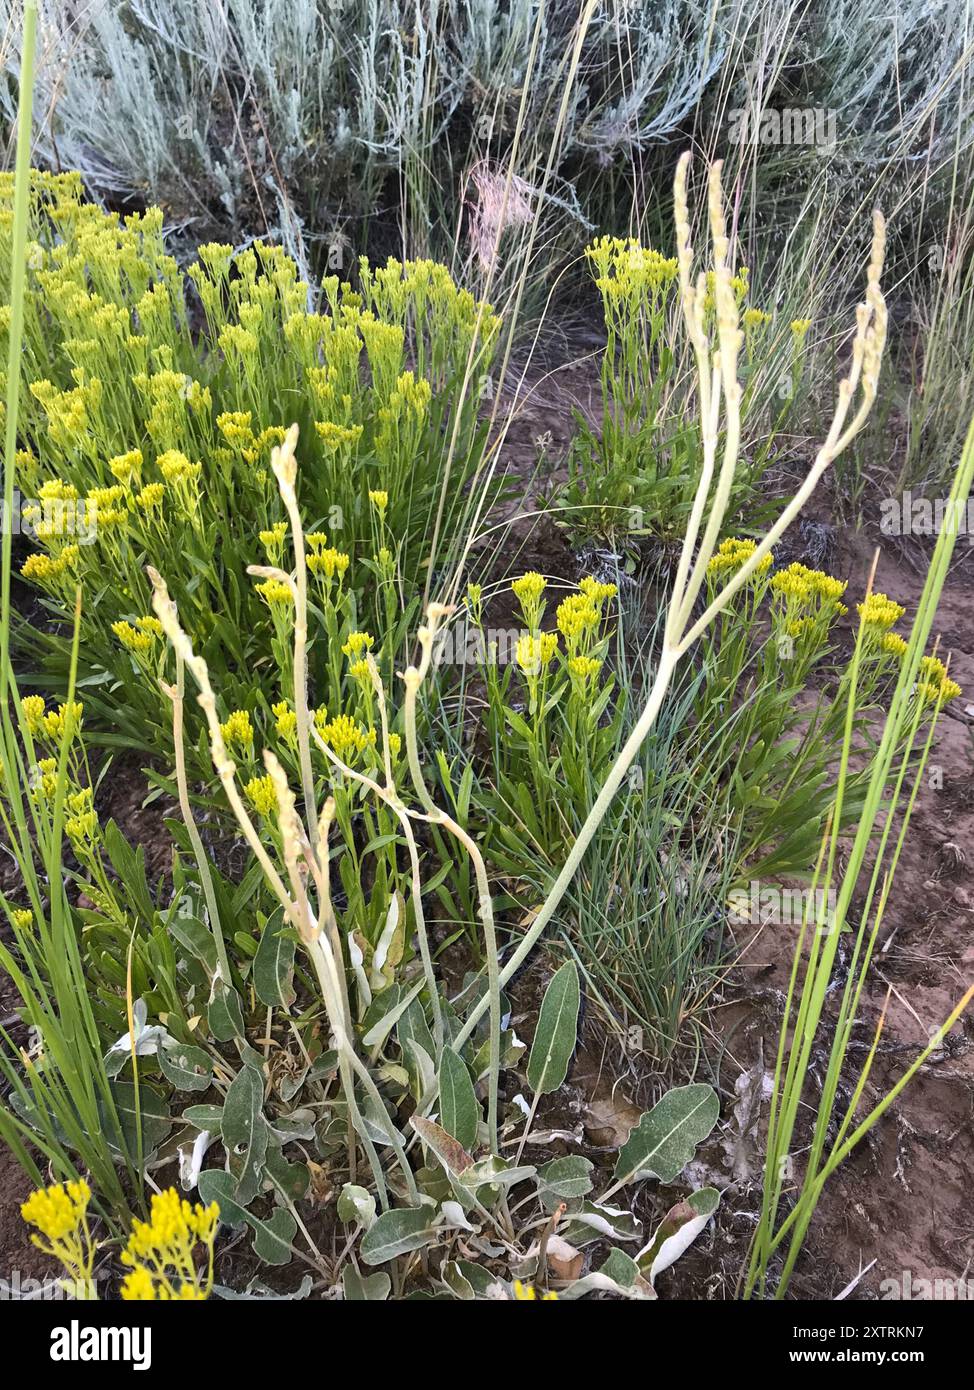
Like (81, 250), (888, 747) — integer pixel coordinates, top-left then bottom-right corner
(526, 960), (580, 1096)
(438, 1046), (480, 1152)
(360, 1204), (441, 1266)
(637, 1187), (721, 1283)
(613, 1083), (719, 1188)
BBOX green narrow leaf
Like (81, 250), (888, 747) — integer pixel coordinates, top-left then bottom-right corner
(438, 1046), (479, 1151)
(252, 910), (296, 1008)
(526, 960), (580, 1096)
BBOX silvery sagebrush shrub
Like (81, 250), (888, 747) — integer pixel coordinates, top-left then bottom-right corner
(0, 0), (727, 272)
(1, 1), (969, 287)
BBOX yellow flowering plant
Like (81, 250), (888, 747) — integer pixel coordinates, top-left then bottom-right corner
(21, 1177), (96, 1297)
(691, 543), (959, 880)
(3, 173), (500, 794)
(9, 137), (947, 1303)
(558, 233), (813, 546)
(129, 424), (725, 1301)
(21, 1180), (217, 1301)
(463, 571), (625, 884)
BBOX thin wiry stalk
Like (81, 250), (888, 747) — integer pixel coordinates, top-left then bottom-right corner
(161, 654), (232, 982)
(746, 408), (974, 1298)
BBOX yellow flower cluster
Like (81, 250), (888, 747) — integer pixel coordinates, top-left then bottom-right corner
(315, 420), (363, 452)
(259, 520), (288, 561)
(881, 632), (908, 660)
(586, 236), (679, 303)
(21, 696), (84, 743)
(21, 545), (79, 595)
(21, 1177), (95, 1292)
(31, 757), (58, 799)
(707, 537), (773, 578)
(512, 572), (546, 604)
(702, 265), (750, 313)
(307, 546), (350, 584)
(120, 1188), (218, 1302)
(743, 307), (772, 331)
(65, 786), (99, 845)
(375, 371), (432, 470)
(11, 907), (33, 930)
(342, 631), (374, 658)
(516, 631), (559, 676)
(22, 1177), (91, 1243)
(568, 654), (602, 684)
(214, 411), (287, 466)
(556, 593), (600, 648)
(272, 699), (297, 742)
(256, 577), (294, 608)
(579, 575), (618, 603)
(109, 449), (143, 484)
(245, 774), (277, 817)
(112, 615), (162, 656)
(771, 563), (847, 610)
(512, 1279), (558, 1301)
(916, 655), (962, 706)
(319, 713), (375, 762)
(219, 709), (255, 750)
(857, 593), (906, 632)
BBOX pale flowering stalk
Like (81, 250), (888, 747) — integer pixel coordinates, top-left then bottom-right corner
(255, 430), (442, 1050)
(269, 424), (318, 847)
(159, 655), (231, 983)
(261, 751), (416, 1205)
(401, 605), (503, 1152)
(148, 567), (415, 1207)
(671, 159), (744, 639)
(448, 154), (888, 1058)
